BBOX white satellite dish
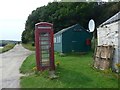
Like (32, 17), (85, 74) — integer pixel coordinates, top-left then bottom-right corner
(88, 19), (95, 32)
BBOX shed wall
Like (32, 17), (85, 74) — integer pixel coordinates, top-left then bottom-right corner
(54, 24), (92, 53)
(97, 21), (120, 71)
(62, 31), (73, 53)
(97, 21), (119, 47)
(62, 28), (92, 53)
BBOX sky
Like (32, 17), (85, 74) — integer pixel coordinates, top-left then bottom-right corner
(0, 0), (109, 41)
(0, 0), (54, 41)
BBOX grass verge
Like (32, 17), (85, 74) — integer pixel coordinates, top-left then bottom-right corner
(0, 44), (15, 53)
(22, 43), (35, 51)
(20, 52), (119, 88)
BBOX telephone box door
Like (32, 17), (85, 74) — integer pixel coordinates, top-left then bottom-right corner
(35, 22), (55, 71)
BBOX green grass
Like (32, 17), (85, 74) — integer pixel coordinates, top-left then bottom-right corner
(20, 52), (119, 88)
(0, 44), (15, 53)
(20, 54), (36, 74)
(22, 43), (35, 51)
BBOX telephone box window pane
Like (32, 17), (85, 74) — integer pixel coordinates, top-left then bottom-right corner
(39, 32), (50, 67)
(40, 37), (49, 41)
(42, 53), (49, 58)
(40, 33), (49, 36)
(41, 50), (49, 54)
(40, 41), (49, 45)
(41, 53), (50, 66)
(39, 35), (49, 41)
(41, 45), (49, 50)
(41, 59), (50, 66)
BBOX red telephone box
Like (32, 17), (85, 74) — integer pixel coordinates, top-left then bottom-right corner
(35, 22), (55, 71)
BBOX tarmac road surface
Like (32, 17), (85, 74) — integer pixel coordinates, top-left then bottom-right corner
(0, 44), (33, 89)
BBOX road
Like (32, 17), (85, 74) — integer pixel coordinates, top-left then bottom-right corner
(0, 44), (33, 89)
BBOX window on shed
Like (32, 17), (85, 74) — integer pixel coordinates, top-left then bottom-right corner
(56, 36), (61, 43)
(54, 38), (56, 43)
(57, 36), (61, 43)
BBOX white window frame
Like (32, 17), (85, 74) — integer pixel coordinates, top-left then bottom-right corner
(54, 38), (56, 43)
(57, 36), (61, 43)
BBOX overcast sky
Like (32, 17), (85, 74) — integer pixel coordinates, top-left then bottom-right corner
(0, 0), (54, 41)
(0, 0), (110, 41)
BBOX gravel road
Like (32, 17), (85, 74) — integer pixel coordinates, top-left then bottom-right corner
(0, 44), (33, 89)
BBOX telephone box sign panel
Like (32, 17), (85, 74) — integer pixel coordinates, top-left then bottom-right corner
(38, 26), (52, 29)
(35, 22), (55, 71)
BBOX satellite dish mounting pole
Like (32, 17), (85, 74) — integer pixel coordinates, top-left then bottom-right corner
(88, 19), (96, 52)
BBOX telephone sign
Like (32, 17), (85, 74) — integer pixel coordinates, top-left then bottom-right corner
(35, 22), (55, 71)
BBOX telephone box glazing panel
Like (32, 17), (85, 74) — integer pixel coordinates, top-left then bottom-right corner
(39, 32), (50, 66)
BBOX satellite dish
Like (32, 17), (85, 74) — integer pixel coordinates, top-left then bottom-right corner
(88, 19), (95, 32)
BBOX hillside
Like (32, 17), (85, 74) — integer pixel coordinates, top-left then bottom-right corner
(21, 2), (120, 43)
(0, 40), (19, 46)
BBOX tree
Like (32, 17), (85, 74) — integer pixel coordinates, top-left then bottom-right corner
(21, 2), (119, 43)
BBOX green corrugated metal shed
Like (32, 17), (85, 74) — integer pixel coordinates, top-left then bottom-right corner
(54, 24), (93, 53)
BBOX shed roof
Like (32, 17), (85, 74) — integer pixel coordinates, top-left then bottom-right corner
(54, 24), (87, 36)
(100, 11), (120, 27)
